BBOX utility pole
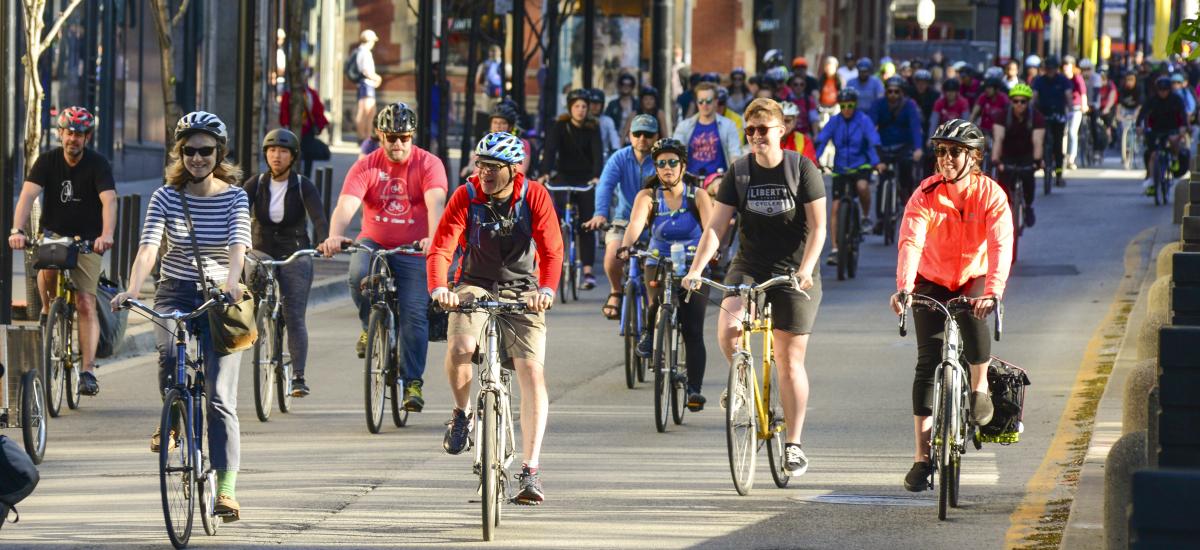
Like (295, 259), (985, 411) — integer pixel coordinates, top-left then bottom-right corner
(652, 0), (673, 133)
(416, 0), (434, 149)
(512, 0), (525, 105)
(234, 0), (255, 169)
(540, 0), (559, 133)
(0, 0), (19, 324)
(583, 0), (595, 89)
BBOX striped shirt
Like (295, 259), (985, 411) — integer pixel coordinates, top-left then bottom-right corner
(141, 185), (252, 283)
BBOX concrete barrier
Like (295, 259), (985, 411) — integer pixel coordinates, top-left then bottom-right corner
(1174, 182), (1190, 223)
(1135, 308), (1169, 361)
(1123, 359), (1158, 435)
(1104, 430), (1147, 550)
(1147, 275), (1172, 316)
(1130, 469), (1200, 547)
(1147, 386), (1160, 468)
(1155, 242), (1181, 279)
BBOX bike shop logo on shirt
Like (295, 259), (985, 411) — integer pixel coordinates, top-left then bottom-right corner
(59, 180), (80, 204)
(745, 184), (794, 217)
(375, 172), (413, 224)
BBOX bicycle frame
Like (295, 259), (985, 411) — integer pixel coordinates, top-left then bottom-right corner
(733, 295), (777, 442)
(620, 252), (651, 337)
(472, 311), (517, 477)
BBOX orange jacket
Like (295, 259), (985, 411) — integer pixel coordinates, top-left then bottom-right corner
(896, 173), (1014, 298)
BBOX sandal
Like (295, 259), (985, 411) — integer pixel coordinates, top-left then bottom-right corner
(601, 292), (623, 320)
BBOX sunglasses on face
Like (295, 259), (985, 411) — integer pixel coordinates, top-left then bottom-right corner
(696, 98), (715, 105)
(839, 102), (857, 109)
(475, 160), (506, 172)
(383, 133), (413, 144)
(744, 125), (778, 137)
(182, 146), (216, 158)
(655, 159), (681, 168)
(886, 89), (903, 95)
(934, 145), (968, 158)
(632, 131), (656, 139)
(1011, 99), (1029, 105)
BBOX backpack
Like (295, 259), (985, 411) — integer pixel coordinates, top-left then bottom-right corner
(0, 435), (40, 528)
(344, 47), (364, 83)
(94, 276), (129, 359)
(731, 150), (804, 209)
(644, 178), (702, 227)
(978, 357), (1032, 444)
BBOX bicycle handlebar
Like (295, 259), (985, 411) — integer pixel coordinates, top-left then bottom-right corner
(341, 242), (423, 256)
(257, 248), (321, 267)
(544, 183), (596, 193)
(120, 295), (229, 323)
(31, 236), (94, 254)
(442, 300), (533, 314)
(897, 293), (1003, 342)
(688, 273), (811, 300)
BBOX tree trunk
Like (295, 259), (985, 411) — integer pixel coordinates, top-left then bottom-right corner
(20, 0), (86, 175)
(149, 0), (186, 150)
(285, 0), (306, 139)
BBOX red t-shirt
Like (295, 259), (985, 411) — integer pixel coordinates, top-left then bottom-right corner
(341, 146), (448, 249)
(933, 95), (972, 123)
(781, 131), (818, 164)
(975, 92), (1010, 133)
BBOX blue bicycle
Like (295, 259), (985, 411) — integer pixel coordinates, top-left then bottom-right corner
(545, 182), (595, 303)
(621, 248), (654, 389)
(122, 294), (232, 547)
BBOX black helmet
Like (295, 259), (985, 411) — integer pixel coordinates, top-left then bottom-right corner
(375, 102), (417, 133)
(489, 101), (519, 127)
(1043, 55), (1062, 69)
(1155, 76), (1173, 90)
(587, 87), (605, 105)
(942, 78), (961, 92)
(837, 87), (859, 103)
(566, 88), (590, 106)
(984, 77), (1005, 89)
(262, 128), (300, 157)
(885, 76), (906, 90)
(914, 69), (933, 82)
(175, 111), (228, 146)
(651, 138), (687, 160)
(931, 119), (986, 151)
(639, 85), (659, 100)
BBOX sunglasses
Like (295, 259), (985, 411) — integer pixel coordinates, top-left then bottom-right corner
(383, 133), (413, 144)
(839, 102), (857, 109)
(696, 98), (715, 105)
(182, 146), (216, 158)
(934, 145), (968, 158)
(744, 125), (778, 137)
(632, 131), (656, 139)
(475, 160), (506, 172)
(886, 89), (903, 95)
(655, 159), (682, 168)
(1011, 99), (1028, 104)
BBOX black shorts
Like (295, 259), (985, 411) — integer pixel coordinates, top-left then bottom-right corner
(723, 264), (822, 334)
(832, 170), (871, 200)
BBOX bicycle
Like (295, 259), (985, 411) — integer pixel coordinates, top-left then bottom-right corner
(2, 344), (48, 465)
(897, 293), (1002, 520)
(876, 147), (911, 246)
(1043, 112), (1067, 193)
(35, 235), (95, 417)
(1147, 134), (1176, 207)
(446, 299), (531, 542)
(997, 162), (1035, 263)
(691, 273), (809, 495)
(545, 182), (595, 303)
(121, 294), (233, 547)
(638, 247), (695, 433)
(247, 249), (321, 422)
(345, 242), (423, 434)
(1117, 106), (1142, 170)
(830, 168), (868, 281)
(620, 247), (651, 389)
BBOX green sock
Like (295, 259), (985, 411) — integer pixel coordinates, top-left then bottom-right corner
(217, 470), (237, 497)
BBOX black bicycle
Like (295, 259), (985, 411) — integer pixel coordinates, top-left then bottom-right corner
(831, 168), (869, 280)
(647, 248), (695, 433)
(997, 162), (1035, 263)
(876, 147), (911, 246)
(1043, 112), (1067, 193)
(248, 249), (321, 422)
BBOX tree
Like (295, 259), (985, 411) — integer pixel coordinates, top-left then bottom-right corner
(20, 0), (85, 175)
(1042, 0), (1200, 60)
(149, 0), (192, 148)
(284, 1), (307, 139)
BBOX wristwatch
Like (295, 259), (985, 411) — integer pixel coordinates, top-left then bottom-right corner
(9, 228), (25, 236)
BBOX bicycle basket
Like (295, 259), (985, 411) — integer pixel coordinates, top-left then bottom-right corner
(978, 357), (1031, 444)
(32, 235), (79, 270)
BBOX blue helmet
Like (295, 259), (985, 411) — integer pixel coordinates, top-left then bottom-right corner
(857, 57), (873, 71)
(475, 132), (525, 165)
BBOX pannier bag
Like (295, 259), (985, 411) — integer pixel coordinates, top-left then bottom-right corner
(32, 235), (79, 270)
(978, 357), (1031, 444)
(0, 435), (40, 528)
(95, 277), (129, 358)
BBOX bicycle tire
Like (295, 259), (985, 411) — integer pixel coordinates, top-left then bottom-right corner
(836, 201), (851, 281)
(390, 365), (408, 427)
(1158, 155), (1171, 206)
(252, 307), (275, 422)
(276, 323), (294, 413)
(848, 214), (860, 279)
(20, 370), (47, 465)
(765, 361), (790, 488)
(936, 373), (954, 521)
(570, 261), (580, 302)
(671, 319), (687, 426)
(159, 389), (194, 548)
(196, 391), (219, 537)
(64, 361), (81, 411)
(559, 225), (572, 304)
(622, 281), (638, 389)
(43, 299), (67, 417)
(636, 295), (648, 383)
(364, 308), (389, 434)
(653, 307), (671, 433)
(881, 175), (897, 246)
(726, 358), (757, 496)
(481, 391), (500, 541)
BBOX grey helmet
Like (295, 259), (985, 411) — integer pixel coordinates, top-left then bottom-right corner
(262, 128), (300, 158)
(375, 102), (418, 133)
(931, 119), (986, 151)
(175, 111), (228, 146)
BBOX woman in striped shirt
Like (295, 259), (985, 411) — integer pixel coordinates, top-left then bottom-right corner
(111, 111), (252, 521)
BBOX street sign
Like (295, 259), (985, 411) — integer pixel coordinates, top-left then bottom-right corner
(1000, 16), (1013, 62)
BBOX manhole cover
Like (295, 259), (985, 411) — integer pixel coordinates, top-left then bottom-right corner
(793, 494), (935, 507)
(1011, 264), (1080, 277)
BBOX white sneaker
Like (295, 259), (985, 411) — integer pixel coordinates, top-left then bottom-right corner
(784, 443), (809, 476)
(1141, 178), (1154, 191)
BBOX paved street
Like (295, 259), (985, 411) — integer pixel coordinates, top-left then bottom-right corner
(2, 166), (1172, 549)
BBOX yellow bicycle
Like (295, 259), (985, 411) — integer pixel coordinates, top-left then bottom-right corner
(693, 273), (808, 495)
(35, 236), (94, 417)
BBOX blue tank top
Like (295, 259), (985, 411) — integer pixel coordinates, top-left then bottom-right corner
(648, 187), (702, 259)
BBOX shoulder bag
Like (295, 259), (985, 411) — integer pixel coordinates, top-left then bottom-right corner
(179, 190), (257, 354)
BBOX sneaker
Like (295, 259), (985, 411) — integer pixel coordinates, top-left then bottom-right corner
(79, 370), (99, 396)
(150, 427), (177, 453)
(860, 217), (873, 234)
(1067, 162), (1078, 171)
(686, 393), (707, 412)
(825, 250), (838, 266)
(581, 274), (597, 290)
(784, 443), (809, 476)
(38, 313), (47, 327)
(1024, 206), (1036, 228)
(636, 330), (653, 358)
(904, 461), (933, 492)
(214, 494), (241, 522)
(403, 380), (425, 412)
(514, 466), (544, 505)
(971, 391), (994, 425)
(292, 377), (310, 397)
(1143, 178), (1156, 196)
(443, 408), (473, 455)
(356, 330), (368, 358)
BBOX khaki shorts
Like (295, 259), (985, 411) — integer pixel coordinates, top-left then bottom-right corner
(447, 285), (547, 365)
(48, 252), (102, 295)
(604, 222), (627, 244)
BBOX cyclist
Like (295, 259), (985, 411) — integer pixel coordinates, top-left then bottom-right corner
(927, 79), (970, 145)
(1091, 66), (1119, 159)
(1137, 76), (1189, 193)
(780, 101), (818, 164)
(846, 57), (885, 112)
(910, 70), (941, 139)
(460, 101), (532, 179)
(617, 137), (713, 409)
(318, 102), (448, 412)
(785, 78), (819, 138)
(890, 119), (1013, 492)
(605, 73), (639, 142)
(970, 77), (1011, 144)
(991, 84), (1045, 226)
(870, 77), (925, 204)
(958, 66), (982, 106)
(1024, 55), (1042, 84)
(428, 132), (563, 506)
(682, 98), (827, 476)
(1116, 71), (1144, 163)
(1003, 59), (1022, 90)
(716, 87), (746, 143)
(673, 82), (744, 178)
(111, 111), (251, 520)
(589, 88), (623, 159)
(538, 88), (603, 290)
(624, 86), (670, 142)
(583, 114), (659, 320)
(1062, 56), (1089, 170)
(9, 106), (114, 397)
(240, 128), (329, 397)
(1031, 55), (1073, 185)
(814, 87), (881, 265)
(727, 67), (753, 114)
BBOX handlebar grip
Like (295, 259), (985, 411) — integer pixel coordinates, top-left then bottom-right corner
(899, 310), (908, 337)
(994, 301), (1004, 342)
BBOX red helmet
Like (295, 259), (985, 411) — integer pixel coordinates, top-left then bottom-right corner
(57, 106), (96, 133)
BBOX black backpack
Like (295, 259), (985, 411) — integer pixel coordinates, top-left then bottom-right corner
(344, 47), (364, 83)
(979, 358), (1031, 444)
(94, 276), (129, 358)
(0, 435), (40, 528)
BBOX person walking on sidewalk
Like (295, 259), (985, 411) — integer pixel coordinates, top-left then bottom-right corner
(9, 106), (115, 397)
(318, 103), (448, 413)
(351, 30), (383, 141)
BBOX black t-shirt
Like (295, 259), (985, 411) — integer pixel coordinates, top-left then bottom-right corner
(716, 152), (825, 275)
(27, 147), (115, 240)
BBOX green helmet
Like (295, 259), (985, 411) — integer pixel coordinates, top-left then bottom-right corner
(1008, 83), (1033, 100)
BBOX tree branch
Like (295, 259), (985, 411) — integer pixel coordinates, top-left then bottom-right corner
(38, 0), (84, 53)
(170, 0), (192, 29)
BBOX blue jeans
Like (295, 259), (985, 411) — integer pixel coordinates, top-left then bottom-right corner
(153, 279), (242, 471)
(348, 238), (430, 383)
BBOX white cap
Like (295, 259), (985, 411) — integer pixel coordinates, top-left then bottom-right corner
(360, 29), (379, 43)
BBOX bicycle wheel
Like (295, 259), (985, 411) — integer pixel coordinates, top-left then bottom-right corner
(480, 391), (500, 541)
(559, 225), (572, 304)
(636, 295), (649, 383)
(836, 202), (851, 281)
(726, 358), (758, 495)
(43, 299), (67, 417)
(390, 364), (408, 427)
(196, 392), (219, 536)
(159, 389), (194, 548)
(364, 308), (389, 434)
(671, 320), (687, 426)
(881, 176), (897, 246)
(65, 362), (81, 411)
(936, 378), (953, 520)
(20, 370), (47, 465)
(276, 324), (294, 414)
(848, 213), (860, 279)
(764, 361), (790, 488)
(653, 307), (671, 433)
(252, 308), (276, 422)
(622, 283), (638, 389)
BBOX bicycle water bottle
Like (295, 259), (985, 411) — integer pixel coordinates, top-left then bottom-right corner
(670, 243), (686, 277)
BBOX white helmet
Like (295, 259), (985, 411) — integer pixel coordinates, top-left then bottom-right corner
(1025, 54), (1042, 68)
(779, 101), (800, 118)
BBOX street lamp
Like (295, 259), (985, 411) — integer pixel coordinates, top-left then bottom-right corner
(917, 0), (936, 42)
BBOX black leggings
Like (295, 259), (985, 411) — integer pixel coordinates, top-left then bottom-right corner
(552, 188), (597, 269)
(911, 277), (991, 416)
(644, 265), (708, 393)
(1044, 117), (1066, 171)
(997, 158), (1036, 207)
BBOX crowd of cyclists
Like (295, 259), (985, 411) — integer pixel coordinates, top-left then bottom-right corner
(10, 45), (1196, 534)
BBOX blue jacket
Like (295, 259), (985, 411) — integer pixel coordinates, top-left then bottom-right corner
(870, 98), (923, 151)
(595, 145), (656, 221)
(847, 76), (886, 112)
(815, 111), (881, 174)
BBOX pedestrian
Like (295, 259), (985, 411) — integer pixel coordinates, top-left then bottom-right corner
(477, 45), (505, 99)
(279, 67), (330, 179)
(539, 89), (604, 290)
(1062, 56), (1089, 170)
(672, 82), (744, 181)
(351, 30), (383, 141)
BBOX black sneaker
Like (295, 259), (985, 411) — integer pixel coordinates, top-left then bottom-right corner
(443, 408), (473, 455)
(1024, 206), (1036, 228)
(904, 461), (933, 492)
(971, 391), (994, 425)
(514, 466), (544, 505)
(784, 443), (808, 475)
(292, 377), (310, 397)
(686, 393), (706, 412)
(403, 380), (424, 412)
(38, 313), (47, 327)
(636, 330), (653, 358)
(825, 251), (838, 266)
(581, 274), (597, 290)
(79, 370), (99, 396)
